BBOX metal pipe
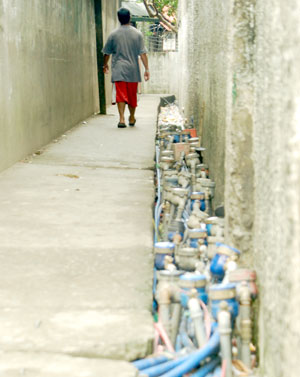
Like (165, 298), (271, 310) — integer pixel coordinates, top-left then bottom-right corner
(239, 282), (252, 368)
(168, 203), (176, 229)
(158, 285), (172, 339)
(218, 302), (232, 377)
(188, 292), (207, 349)
(175, 196), (187, 221)
(190, 159), (197, 192)
(170, 303), (182, 346)
(162, 201), (171, 241)
(158, 283), (181, 346)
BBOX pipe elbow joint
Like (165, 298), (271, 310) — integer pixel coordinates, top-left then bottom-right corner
(158, 284), (172, 305)
(188, 297), (202, 319)
(218, 302), (232, 333)
(178, 197), (187, 209)
(172, 285), (181, 303)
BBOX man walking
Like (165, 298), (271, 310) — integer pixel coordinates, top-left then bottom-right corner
(102, 8), (150, 128)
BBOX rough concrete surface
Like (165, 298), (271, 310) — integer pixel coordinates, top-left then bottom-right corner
(177, 0), (300, 376)
(0, 353), (138, 377)
(224, 0), (256, 261)
(253, 2), (300, 376)
(177, 0), (195, 128)
(0, 0), (99, 172)
(0, 95), (158, 374)
(178, 0), (232, 209)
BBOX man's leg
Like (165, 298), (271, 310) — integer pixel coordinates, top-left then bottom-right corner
(127, 82), (138, 125)
(128, 105), (136, 124)
(117, 102), (126, 124)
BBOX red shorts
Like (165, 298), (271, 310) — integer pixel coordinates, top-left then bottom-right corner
(114, 81), (138, 108)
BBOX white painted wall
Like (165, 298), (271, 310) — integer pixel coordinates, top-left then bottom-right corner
(142, 52), (179, 96)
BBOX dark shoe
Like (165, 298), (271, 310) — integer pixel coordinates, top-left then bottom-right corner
(118, 122), (126, 128)
(128, 117), (136, 127)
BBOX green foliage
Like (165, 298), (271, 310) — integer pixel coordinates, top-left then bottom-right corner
(138, 0), (178, 18)
(154, 0), (178, 15)
(145, 30), (154, 37)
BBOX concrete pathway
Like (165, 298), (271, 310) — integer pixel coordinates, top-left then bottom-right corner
(0, 95), (159, 376)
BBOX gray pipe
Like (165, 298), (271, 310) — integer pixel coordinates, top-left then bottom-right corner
(218, 301), (232, 377)
(158, 283), (181, 346)
(176, 196), (187, 221)
(188, 293), (207, 349)
(239, 282), (252, 368)
(160, 302), (172, 338)
(168, 203), (176, 228)
(171, 303), (182, 345)
(190, 159), (197, 192)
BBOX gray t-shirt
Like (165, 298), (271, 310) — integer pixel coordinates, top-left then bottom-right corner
(102, 25), (147, 83)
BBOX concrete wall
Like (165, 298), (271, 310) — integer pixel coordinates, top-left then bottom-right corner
(142, 52), (179, 95)
(226, 2), (300, 374)
(179, 0), (300, 376)
(178, 0), (232, 209)
(0, 0), (99, 172)
(225, 0), (256, 259)
(252, 1), (300, 376)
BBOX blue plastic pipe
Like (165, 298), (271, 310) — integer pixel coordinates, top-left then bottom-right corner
(196, 366), (221, 377)
(189, 357), (221, 377)
(140, 354), (190, 377)
(159, 330), (220, 377)
(212, 367), (222, 376)
(133, 355), (170, 371)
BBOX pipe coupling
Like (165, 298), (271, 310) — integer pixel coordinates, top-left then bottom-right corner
(158, 286), (172, 305)
(239, 281), (251, 305)
(241, 319), (252, 341)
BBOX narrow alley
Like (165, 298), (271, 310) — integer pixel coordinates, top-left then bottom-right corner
(1, 1), (300, 377)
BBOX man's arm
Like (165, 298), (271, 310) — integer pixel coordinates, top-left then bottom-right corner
(103, 54), (110, 74)
(140, 53), (150, 81)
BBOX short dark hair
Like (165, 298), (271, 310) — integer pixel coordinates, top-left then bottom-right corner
(118, 8), (131, 25)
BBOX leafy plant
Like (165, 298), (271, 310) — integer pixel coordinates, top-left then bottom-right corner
(141, 0), (178, 32)
(153, 0), (178, 17)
